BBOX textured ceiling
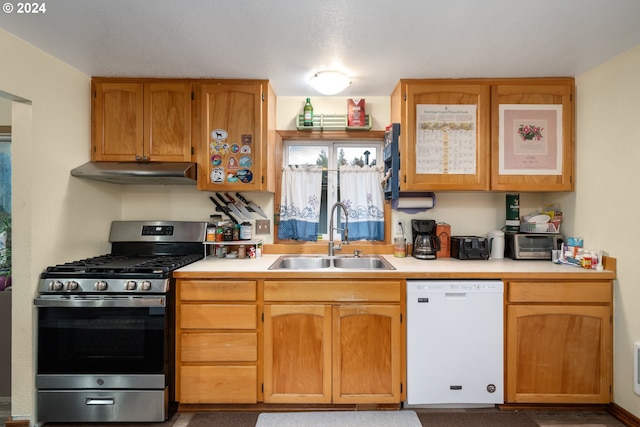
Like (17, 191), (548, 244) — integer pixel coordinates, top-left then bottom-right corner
(1, 0), (640, 96)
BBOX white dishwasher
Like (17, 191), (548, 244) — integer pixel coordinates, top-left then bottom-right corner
(406, 280), (504, 407)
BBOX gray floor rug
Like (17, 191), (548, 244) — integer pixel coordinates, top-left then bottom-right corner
(416, 410), (539, 427)
(255, 410), (421, 427)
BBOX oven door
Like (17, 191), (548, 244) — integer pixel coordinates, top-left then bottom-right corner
(35, 295), (169, 389)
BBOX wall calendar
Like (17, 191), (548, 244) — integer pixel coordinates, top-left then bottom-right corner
(415, 104), (477, 175)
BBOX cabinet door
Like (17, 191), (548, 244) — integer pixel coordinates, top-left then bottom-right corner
(333, 305), (402, 403)
(263, 304), (332, 403)
(92, 82), (144, 161)
(144, 83), (192, 162)
(491, 81), (574, 191)
(198, 82), (265, 191)
(394, 81), (490, 191)
(506, 305), (612, 403)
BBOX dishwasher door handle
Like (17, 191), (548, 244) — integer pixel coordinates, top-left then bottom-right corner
(445, 292), (467, 299)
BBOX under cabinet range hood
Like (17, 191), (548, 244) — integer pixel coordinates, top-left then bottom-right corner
(70, 162), (197, 185)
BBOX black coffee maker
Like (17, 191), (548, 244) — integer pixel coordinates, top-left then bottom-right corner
(411, 219), (440, 260)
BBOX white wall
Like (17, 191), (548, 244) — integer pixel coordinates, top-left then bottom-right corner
(0, 97), (10, 126)
(568, 45), (640, 415)
(0, 28), (120, 422)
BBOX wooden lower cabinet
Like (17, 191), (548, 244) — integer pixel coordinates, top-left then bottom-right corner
(505, 280), (612, 404)
(263, 304), (332, 403)
(176, 280), (259, 404)
(263, 280), (403, 404)
(333, 305), (402, 403)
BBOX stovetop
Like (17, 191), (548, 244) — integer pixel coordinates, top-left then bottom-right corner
(38, 220), (208, 294)
(43, 253), (204, 276)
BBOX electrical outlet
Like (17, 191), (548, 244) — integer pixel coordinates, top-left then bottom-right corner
(396, 221), (404, 235)
(255, 219), (270, 234)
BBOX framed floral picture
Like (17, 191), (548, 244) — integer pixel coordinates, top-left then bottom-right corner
(498, 104), (563, 175)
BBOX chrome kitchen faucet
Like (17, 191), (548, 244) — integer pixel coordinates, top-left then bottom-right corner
(328, 202), (349, 256)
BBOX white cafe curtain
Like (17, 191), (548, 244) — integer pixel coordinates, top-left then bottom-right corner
(277, 166), (323, 241)
(339, 165), (385, 241)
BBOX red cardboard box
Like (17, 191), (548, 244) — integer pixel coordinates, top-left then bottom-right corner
(436, 223), (451, 258)
(347, 99), (366, 127)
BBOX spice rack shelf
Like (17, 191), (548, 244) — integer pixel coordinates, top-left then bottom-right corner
(204, 239), (264, 258)
(204, 239), (264, 246)
(296, 114), (372, 131)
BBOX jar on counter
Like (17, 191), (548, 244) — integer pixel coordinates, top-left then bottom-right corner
(238, 245), (246, 259)
(223, 224), (234, 241)
(206, 226), (216, 242)
(240, 222), (252, 240)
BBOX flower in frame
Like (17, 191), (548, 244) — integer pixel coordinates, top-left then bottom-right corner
(517, 124), (544, 141)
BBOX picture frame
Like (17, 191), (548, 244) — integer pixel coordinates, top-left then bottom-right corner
(498, 104), (563, 175)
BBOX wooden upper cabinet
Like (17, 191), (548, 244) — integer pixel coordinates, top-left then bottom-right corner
(391, 78), (575, 192)
(196, 80), (276, 192)
(144, 83), (193, 161)
(391, 80), (491, 191)
(92, 79), (192, 162)
(490, 80), (574, 191)
(92, 82), (143, 161)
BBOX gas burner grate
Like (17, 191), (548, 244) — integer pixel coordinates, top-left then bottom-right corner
(45, 253), (203, 274)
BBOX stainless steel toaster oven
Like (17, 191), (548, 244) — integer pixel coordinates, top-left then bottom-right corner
(505, 233), (563, 260)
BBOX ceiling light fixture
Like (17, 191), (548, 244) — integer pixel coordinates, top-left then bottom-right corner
(309, 70), (352, 95)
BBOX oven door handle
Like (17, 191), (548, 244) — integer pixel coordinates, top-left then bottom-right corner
(86, 397), (115, 406)
(33, 296), (166, 308)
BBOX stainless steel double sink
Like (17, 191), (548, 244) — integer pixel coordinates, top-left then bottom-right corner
(268, 254), (395, 270)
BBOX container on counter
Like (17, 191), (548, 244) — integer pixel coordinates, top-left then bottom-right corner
(394, 237), (406, 257)
(216, 245), (227, 258)
(505, 193), (520, 232)
(238, 245), (246, 259)
(206, 226), (216, 242)
(223, 224), (234, 241)
(240, 222), (252, 240)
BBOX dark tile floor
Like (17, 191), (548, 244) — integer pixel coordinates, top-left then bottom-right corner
(0, 399), (629, 427)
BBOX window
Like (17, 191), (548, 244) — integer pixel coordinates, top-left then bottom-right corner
(281, 139), (383, 241)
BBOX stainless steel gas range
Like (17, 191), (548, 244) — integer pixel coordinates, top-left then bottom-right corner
(34, 220), (207, 423)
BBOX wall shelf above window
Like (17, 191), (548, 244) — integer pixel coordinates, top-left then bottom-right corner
(278, 130), (385, 141)
(296, 114), (372, 131)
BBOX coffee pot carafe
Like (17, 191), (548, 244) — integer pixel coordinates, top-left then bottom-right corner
(411, 219), (440, 260)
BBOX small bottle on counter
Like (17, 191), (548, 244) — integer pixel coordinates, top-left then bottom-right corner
(238, 245), (246, 259)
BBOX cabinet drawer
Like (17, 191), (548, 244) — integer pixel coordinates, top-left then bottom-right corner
(179, 280), (256, 301)
(179, 365), (257, 404)
(181, 332), (257, 362)
(508, 281), (612, 303)
(264, 280), (401, 302)
(180, 304), (257, 329)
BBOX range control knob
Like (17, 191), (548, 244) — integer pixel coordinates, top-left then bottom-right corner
(94, 281), (108, 291)
(125, 281), (137, 291)
(140, 281), (152, 291)
(49, 280), (64, 291)
(65, 281), (79, 291)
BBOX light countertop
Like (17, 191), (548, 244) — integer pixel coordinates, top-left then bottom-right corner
(174, 254), (616, 280)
